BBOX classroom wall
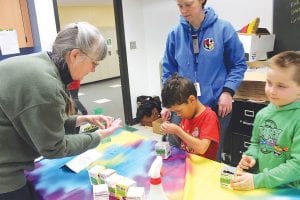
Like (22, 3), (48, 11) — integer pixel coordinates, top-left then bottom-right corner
(122, 0), (178, 118)
(142, 0), (179, 94)
(122, 0), (273, 118)
(208, 0), (273, 31)
(122, 0), (148, 119)
(58, 5), (115, 28)
(34, 0), (57, 51)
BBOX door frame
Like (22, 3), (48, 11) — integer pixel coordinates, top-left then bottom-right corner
(52, 0), (133, 125)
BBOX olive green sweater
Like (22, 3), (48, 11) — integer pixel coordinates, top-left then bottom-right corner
(245, 101), (300, 189)
(0, 52), (100, 193)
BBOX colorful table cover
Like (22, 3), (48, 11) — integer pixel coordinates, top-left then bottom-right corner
(183, 154), (300, 200)
(26, 129), (186, 200)
(26, 129), (300, 200)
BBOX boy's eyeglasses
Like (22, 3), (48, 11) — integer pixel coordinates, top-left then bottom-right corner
(79, 50), (99, 67)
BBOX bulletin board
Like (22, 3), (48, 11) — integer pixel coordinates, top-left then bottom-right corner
(273, 0), (300, 54)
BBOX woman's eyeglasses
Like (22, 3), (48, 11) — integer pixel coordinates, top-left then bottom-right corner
(79, 50), (99, 67)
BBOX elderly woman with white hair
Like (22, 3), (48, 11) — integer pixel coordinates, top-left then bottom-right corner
(0, 22), (122, 199)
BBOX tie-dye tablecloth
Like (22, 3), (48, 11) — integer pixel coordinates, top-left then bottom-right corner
(26, 129), (300, 200)
(26, 129), (186, 200)
(183, 154), (300, 200)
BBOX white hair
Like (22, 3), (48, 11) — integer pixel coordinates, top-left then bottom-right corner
(52, 21), (107, 64)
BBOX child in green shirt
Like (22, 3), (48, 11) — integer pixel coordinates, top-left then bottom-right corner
(231, 51), (300, 190)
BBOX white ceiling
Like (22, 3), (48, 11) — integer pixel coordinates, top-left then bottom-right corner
(57, 0), (113, 6)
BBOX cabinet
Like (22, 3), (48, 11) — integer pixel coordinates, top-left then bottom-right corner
(226, 100), (267, 166)
(0, 0), (33, 48)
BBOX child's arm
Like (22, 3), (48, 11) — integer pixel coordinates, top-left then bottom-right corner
(160, 108), (171, 121)
(237, 155), (256, 171)
(176, 127), (211, 155)
(240, 110), (300, 189)
(161, 121), (211, 154)
(230, 113), (260, 191)
(252, 132), (300, 189)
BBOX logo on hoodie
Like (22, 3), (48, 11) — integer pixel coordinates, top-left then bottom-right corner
(258, 119), (284, 156)
(203, 38), (214, 51)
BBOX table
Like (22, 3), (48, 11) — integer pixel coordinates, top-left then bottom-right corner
(26, 129), (300, 200)
(183, 154), (300, 200)
(26, 129), (186, 200)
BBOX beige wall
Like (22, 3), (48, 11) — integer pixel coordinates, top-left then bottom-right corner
(58, 5), (115, 28)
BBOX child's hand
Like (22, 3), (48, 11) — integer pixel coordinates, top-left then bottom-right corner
(231, 172), (254, 190)
(160, 121), (180, 135)
(237, 154), (256, 170)
(161, 108), (171, 121)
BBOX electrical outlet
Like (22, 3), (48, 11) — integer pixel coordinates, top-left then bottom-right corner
(130, 41), (137, 49)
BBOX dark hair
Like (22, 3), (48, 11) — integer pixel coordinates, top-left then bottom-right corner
(134, 96), (162, 124)
(268, 51), (300, 85)
(161, 74), (197, 108)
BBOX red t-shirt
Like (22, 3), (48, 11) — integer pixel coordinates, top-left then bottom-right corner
(179, 107), (219, 160)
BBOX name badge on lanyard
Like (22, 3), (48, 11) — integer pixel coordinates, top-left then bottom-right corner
(192, 35), (199, 54)
(194, 82), (201, 97)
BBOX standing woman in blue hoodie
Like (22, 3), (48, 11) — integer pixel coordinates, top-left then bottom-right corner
(161, 0), (247, 162)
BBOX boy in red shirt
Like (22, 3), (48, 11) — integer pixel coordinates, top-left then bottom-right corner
(161, 74), (219, 160)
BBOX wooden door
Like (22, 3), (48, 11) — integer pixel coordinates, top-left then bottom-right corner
(0, 0), (33, 47)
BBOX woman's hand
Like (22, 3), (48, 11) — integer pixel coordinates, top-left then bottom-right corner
(97, 118), (122, 139)
(218, 92), (233, 118)
(161, 108), (171, 122)
(231, 172), (254, 190)
(77, 115), (122, 138)
(86, 115), (114, 129)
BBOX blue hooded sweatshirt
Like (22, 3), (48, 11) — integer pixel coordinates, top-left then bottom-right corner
(162, 7), (247, 107)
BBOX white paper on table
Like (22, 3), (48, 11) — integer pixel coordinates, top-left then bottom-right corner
(34, 156), (44, 162)
(65, 148), (103, 173)
(0, 30), (20, 55)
